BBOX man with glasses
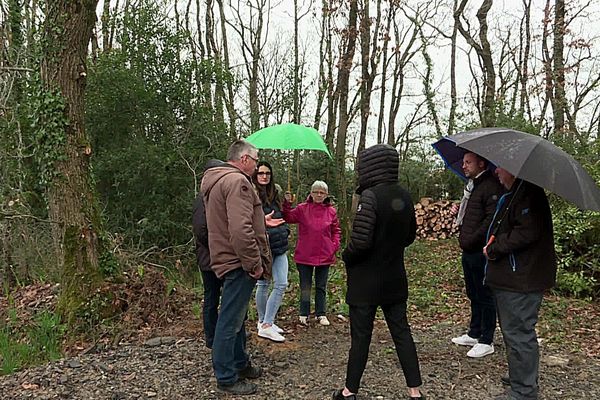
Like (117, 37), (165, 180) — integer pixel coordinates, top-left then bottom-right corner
(201, 139), (271, 395)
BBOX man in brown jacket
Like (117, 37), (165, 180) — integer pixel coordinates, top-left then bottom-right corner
(200, 140), (272, 395)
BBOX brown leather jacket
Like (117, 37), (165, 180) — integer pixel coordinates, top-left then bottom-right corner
(200, 163), (272, 279)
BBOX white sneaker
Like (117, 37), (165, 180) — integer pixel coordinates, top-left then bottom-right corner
(258, 322), (284, 334)
(451, 334), (479, 346)
(299, 316), (308, 325)
(272, 323), (284, 334)
(258, 326), (285, 342)
(467, 343), (494, 358)
(317, 316), (330, 326)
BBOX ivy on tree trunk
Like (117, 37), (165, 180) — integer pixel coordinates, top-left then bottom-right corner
(40, 0), (104, 326)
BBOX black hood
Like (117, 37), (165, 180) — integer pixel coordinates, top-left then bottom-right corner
(356, 144), (399, 194)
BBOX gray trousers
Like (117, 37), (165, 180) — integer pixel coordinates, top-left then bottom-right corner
(493, 289), (543, 400)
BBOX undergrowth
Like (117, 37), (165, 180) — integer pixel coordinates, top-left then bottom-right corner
(0, 308), (65, 375)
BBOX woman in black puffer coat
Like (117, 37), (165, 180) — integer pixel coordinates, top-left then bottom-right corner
(333, 144), (425, 400)
(253, 161), (290, 342)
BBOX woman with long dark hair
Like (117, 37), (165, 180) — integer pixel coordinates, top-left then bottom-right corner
(253, 161), (289, 342)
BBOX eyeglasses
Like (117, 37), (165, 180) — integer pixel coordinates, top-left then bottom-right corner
(256, 171), (271, 176)
(245, 154), (259, 163)
(311, 190), (327, 196)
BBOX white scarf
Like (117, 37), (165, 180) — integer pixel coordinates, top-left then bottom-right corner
(455, 179), (474, 226)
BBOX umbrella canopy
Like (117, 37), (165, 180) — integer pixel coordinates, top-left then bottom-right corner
(433, 127), (600, 211)
(432, 137), (496, 181)
(245, 123), (332, 158)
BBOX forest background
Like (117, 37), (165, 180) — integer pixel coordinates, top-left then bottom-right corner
(1, 0), (600, 373)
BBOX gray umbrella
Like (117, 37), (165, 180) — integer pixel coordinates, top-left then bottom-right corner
(444, 127), (600, 211)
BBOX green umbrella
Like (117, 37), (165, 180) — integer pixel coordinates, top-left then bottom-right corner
(245, 123), (332, 158)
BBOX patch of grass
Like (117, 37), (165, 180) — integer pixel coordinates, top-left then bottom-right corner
(405, 239), (468, 324)
(0, 309), (65, 375)
(191, 301), (202, 320)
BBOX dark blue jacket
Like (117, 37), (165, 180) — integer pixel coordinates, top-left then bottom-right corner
(263, 200), (289, 256)
(485, 180), (557, 293)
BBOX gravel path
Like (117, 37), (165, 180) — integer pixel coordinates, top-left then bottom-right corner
(2, 316), (599, 400)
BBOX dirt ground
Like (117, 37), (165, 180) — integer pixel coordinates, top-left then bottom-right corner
(2, 262), (600, 400)
(1, 311), (600, 400)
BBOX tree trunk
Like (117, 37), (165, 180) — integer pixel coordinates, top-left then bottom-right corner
(313, 0), (329, 130)
(357, 0), (370, 154)
(324, 2), (337, 150)
(216, 0), (238, 137)
(476, 0), (496, 127)
(552, 0), (566, 135)
(455, 0), (496, 127)
(41, 0), (103, 324)
(293, 0), (300, 123)
(101, 0), (110, 51)
(448, 0), (458, 135)
(540, 0), (553, 135)
(377, 5), (393, 144)
(519, 0), (532, 119)
(335, 0), (359, 204)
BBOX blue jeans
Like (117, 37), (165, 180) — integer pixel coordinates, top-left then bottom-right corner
(462, 251), (497, 344)
(211, 268), (256, 385)
(201, 270), (223, 348)
(494, 289), (543, 400)
(256, 253), (289, 325)
(297, 264), (329, 316)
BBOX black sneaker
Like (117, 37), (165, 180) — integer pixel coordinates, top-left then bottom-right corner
(217, 380), (257, 395)
(238, 363), (262, 379)
(332, 389), (357, 400)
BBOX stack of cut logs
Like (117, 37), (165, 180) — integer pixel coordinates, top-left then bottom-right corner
(414, 197), (459, 240)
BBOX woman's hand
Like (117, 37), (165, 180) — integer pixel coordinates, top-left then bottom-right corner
(265, 210), (285, 227)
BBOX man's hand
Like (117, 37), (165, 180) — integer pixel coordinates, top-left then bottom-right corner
(265, 210), (284, 227)
(249, 265), (263, 279)
(450, 202), (459, 216)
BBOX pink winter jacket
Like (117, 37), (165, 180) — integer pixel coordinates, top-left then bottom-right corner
(282, 196), (341, 266)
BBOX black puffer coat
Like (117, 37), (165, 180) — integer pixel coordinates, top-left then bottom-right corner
(459, 170), (504, 253)
(485, 180), (556, 293)
(263, 200), (289, 256)
(342, 144), (416, 306)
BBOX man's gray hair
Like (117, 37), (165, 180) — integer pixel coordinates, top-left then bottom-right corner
(311, 180), (328, 193)
(227, 140), (258, 161)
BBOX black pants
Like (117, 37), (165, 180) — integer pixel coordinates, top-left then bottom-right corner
(462, 251), (497, 344)
(345, 302), (422, 393)
(201, 270), (223, 349)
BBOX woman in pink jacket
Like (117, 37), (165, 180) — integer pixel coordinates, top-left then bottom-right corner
(283, 180), (341, 326)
